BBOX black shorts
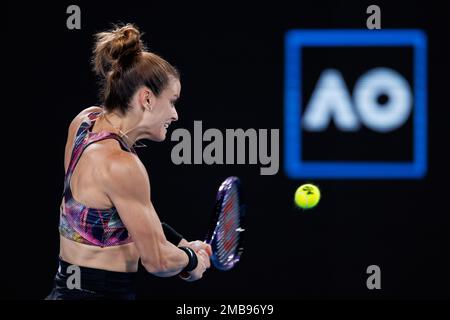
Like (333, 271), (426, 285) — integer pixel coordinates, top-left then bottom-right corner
(45, 257), (137, 300)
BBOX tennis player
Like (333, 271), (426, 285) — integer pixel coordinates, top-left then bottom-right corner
(46, 23), (211, 300)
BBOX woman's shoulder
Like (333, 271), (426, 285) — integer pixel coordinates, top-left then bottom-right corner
(76, 106), (103, 120)
(68, 106), (103, 134)
(97, 144), (149, 195)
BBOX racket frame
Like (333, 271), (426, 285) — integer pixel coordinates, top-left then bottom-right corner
(205, 176), (245, 271)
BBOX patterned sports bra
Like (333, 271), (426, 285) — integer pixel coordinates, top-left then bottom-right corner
(59, 111), (134, 247)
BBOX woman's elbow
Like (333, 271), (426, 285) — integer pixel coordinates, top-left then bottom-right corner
(138, 240), (183, 276)
(141, 257), (165, 274)
(141, 254), (177, 276)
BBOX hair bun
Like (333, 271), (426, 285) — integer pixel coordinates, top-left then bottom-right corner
(93, 23), (144, 77)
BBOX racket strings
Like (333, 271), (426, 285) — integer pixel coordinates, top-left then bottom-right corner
(215, 186), (240, 263)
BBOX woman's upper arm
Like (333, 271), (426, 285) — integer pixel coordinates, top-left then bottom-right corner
(101, 152), (168, 271)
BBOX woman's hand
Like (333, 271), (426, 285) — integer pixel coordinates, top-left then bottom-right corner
(177, 239), (212, 281)
(180, 248), (211, 282)
(187, 240), (212, 257)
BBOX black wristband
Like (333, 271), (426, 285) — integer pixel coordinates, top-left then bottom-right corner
(178, 246), (198, 272)
(161, 222), (184, 246)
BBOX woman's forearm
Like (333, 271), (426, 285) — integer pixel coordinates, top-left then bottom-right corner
(144, 240), (190, 277)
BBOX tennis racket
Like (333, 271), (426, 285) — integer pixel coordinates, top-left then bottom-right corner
(205, 176), (246, 271)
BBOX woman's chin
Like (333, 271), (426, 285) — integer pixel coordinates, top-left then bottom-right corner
(155, 130), (167, 142)
(144, 131), (166, 142)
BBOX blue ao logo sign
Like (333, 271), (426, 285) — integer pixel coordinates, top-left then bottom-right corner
(284, 30), (427, 179)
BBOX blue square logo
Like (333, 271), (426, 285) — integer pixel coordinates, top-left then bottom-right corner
(284, 30), (427, 179)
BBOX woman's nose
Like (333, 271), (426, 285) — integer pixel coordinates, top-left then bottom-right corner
(172, 108), (179, 121)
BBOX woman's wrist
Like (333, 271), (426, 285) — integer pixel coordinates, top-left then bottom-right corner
(178, 246), (198, 273)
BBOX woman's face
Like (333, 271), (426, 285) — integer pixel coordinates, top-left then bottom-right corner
(143, 77), (180, 141)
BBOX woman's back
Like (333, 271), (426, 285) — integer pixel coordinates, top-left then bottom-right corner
(59, 106), (139, 273)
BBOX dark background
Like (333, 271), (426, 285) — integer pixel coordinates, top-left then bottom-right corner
(5, 0), (450, 300)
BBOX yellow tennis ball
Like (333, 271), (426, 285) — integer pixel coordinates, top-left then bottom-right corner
(294, 184), (321, 209)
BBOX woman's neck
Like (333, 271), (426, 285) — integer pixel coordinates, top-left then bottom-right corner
(97, 111), (140, 148)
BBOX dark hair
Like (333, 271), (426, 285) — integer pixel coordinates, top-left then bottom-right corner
(92, 23), (180, 114)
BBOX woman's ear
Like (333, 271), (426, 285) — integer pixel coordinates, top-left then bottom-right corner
(138, 87), (155, 111)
